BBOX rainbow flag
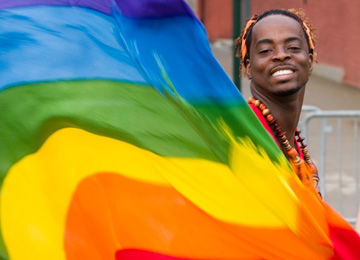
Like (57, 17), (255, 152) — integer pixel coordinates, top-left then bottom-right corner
(0, 0), (359, 259)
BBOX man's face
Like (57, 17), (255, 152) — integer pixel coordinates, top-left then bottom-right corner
(245, 15), (313, 96)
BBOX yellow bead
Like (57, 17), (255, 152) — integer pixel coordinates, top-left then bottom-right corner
(262, 108), (270, 116)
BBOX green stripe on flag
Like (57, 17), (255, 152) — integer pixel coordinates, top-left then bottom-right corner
(0, 80), (231, 182)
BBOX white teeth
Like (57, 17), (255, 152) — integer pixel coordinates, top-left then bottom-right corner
(272, 69), (293, 76)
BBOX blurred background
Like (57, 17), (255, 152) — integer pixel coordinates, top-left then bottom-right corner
(186, 0), (360, 225)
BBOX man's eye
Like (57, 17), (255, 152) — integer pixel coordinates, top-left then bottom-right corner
(259, 49), (271, 54)
(289, 46), (300, 50)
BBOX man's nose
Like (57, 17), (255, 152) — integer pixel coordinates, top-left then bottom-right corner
(272, 47), (290, 61)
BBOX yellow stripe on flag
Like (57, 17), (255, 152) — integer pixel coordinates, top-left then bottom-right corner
(2, 128), (300, 259)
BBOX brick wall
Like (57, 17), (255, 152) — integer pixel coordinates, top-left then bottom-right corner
(199, 0), (360, 89)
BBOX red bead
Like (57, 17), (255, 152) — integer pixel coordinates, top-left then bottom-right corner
(269, 119), (277, 125)
(277, 131), (286, 137)
(297, 137), (305, 142)
(259, 104), (266, 111)
(267, 114), (274, 121)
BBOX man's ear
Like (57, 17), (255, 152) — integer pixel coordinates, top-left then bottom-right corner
(308, 53), (314, 76)
(245, 59), (252, 79)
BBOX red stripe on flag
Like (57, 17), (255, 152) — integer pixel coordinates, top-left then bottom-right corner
(116, 248), (198, 260)
(329, 226), (360, 260)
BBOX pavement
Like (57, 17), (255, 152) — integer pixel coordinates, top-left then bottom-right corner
(210, 39), (360, 223)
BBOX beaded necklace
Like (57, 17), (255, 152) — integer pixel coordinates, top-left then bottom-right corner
(248, 97), (319, 186)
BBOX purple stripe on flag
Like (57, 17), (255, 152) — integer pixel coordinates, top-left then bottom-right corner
(0, 0), (112, 14)
(115, 0), (194, 18)
(0, 0), (195, 18)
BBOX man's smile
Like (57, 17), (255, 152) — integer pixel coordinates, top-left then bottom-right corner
(271, 69), (294, 77)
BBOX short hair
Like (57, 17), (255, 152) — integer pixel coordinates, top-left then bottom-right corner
(235, 9), (316, 74)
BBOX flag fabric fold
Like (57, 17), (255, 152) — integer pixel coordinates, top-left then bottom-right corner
(1, 0), (359, 260)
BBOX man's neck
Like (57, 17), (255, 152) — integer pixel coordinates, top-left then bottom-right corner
(250, 87), (305, 149)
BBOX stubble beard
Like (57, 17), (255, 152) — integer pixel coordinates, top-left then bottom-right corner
(273, 83), (304, 97)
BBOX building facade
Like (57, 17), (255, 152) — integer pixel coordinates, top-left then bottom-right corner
(196, 0), (360, 89)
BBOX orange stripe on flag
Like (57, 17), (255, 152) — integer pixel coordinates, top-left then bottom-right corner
(65, 172), (333, 260)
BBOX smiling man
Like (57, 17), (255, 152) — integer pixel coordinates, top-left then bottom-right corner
(235, 9), (320, 193)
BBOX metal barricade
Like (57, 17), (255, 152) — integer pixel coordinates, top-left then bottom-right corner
(298, 106), (360, 224)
